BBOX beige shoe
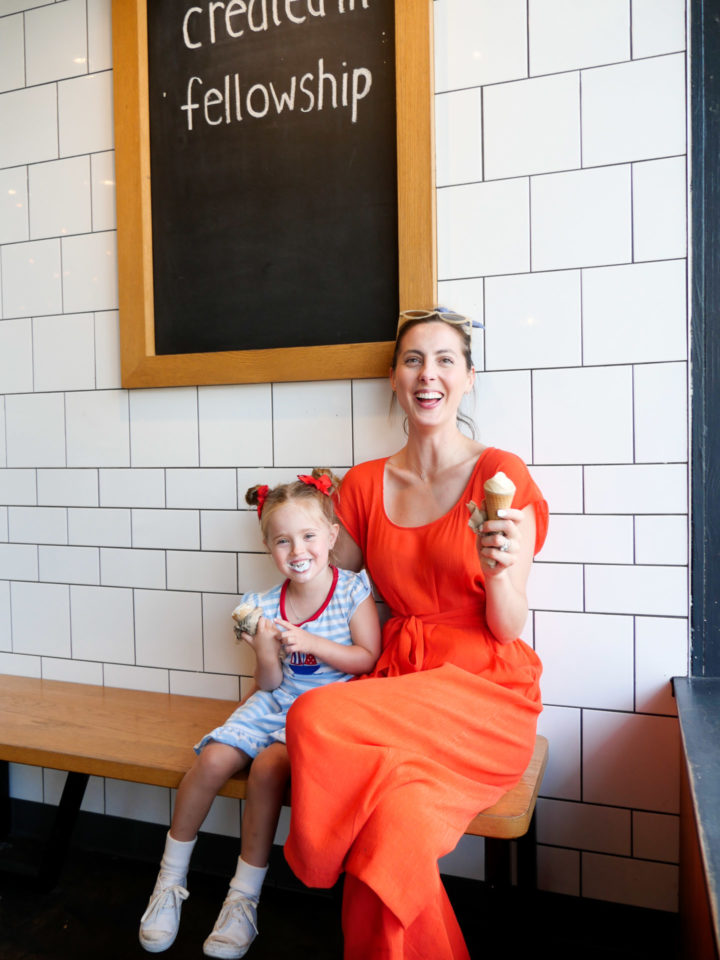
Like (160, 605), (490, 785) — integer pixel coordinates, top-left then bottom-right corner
(203, 890), (259, 959)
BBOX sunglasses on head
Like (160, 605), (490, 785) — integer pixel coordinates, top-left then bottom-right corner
(399, 309), (484, 335)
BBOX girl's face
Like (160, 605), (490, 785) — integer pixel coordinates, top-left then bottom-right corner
(390, 321), (474, 429)
(264, 500), (339, 586)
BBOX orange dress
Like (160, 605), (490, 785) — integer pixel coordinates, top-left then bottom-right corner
(284, 448), (548, 959)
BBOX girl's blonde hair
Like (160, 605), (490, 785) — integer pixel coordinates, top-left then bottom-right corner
(245, 468), (342, 543)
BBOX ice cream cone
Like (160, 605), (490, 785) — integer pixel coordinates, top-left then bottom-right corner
(483, 472), (516, 520)
(231, 602), (263, 637)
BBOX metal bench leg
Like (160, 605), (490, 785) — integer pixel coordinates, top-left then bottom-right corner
(484, 837), (512, 887)
(516, 813), (538, 889)
(0, 761), (10, 840)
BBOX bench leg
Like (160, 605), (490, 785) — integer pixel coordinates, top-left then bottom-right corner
(0, 769), (89, 892)
(484, 813), (538, 890)
(0, 761), (10, 840)
(516, 812), (538, 889)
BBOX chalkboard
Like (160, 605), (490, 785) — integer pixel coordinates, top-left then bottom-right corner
(113, 0), (435, 387)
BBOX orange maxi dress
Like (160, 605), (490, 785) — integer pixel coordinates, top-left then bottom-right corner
(284, 448), (548, 959)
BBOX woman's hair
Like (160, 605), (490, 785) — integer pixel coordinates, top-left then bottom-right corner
(390, 311), (478, 439)
(245, 468), (342, 542)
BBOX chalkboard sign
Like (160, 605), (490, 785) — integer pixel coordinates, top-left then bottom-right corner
(113, 0), (435, 387)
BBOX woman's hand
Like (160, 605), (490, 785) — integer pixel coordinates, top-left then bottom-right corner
(475, 505), (525, 575)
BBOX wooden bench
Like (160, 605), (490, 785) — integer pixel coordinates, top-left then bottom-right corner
(0, 673), (548, 891)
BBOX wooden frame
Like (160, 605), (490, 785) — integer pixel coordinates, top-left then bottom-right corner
(112, 0), (436, 388)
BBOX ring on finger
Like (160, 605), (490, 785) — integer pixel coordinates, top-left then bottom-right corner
(499, 537), (510, 553)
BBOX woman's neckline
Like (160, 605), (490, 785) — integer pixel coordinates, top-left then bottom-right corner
(381, 447), (494, 530)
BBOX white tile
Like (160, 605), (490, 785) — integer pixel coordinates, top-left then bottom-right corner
(37, 468), (98, 507)
(0, 542), (39, 580)
(633, 811), (679, 863)
(201, 510), (262, 553)
(5, 393), (65, 467)
(536, 704), (581, 800)
(44, 769), (105, 813)
(12, 580), (70, 656)
(41, 657), (103, 686)
(435, 88), (482, 187)
(0, 652), (41, 678)
(8, 762), (43, 802)
(0, 85), (58, 168)
(70, 584), (135, 663)
(0, 506), (6, 541)
(583, 710), (679, 813)
(634, 361), (687, 463)
(62, 230), (118, 313)
(0, 13), (24, 93)
(33, 313), (96, 392)
(529, 0), (630, 75)
(435, 278), (486, 368)
(536, 611), (634, 709)
(632, 0), (686, 58)
(24, 0), (87, 85)
(485, 270), (581, 370)
(134, 589), (203, 670)
(66, 389), (130, 468)
(484, 72), (580, 180)
(170, 670), (239, 701)
(0, 404), (4, 468)
(437, 179), (530, 280)
(198, 384), (272, 467)
(90, 151), (116, 231)
(0, 317), (33, 393)
(100, 547), (166, 589)
(528, 465), (583, 514)
(132, 509), (199, 550)
(584, 464), (687, 514)
(635, 515), (687, 566)
(105, 779), (170, 826)
(95, 310), (122, 389)
(635, 615), (688, 715)
(9, 506), (67, 544)
(202, 592), (256, 676)
(1, 238), (62, 318)
(166, 550), (237, 594)
(166, 469), (237, 509)
(0, 580), (9, 647)
(542, 514), (634, 565)
(583, 261), (687, 366)
(68, 507), (131, 547)
(351, 379), (406, 465)
(100, 468), (165, 508)
(130, 387), (199, 467)
(273, 381), (353, 466)
(237, 551), (278, 596)
(586, 564), (687, 617)
(440, 833), (485, 882)
(536, 797), (630, 855)
(0, 469), (36, 506)
(537, 845), (580, 897)
(28, 156), (92, 240)
(434, 0), (528, 91)
(531, 166), (631, 271)
(103, 662), (169, 692)
(0, 166), (29, 244)
(632, 157), (687, 262)
(88, 0), (113, 72)
(58, 71), (114, 157)
(582, 55), (686, 167)
(533, 366), (633, 465)
(39, 545), (99, 584)
(527, 562), (584, 612)
(470, 370), (533, 462)
(582, 852), (677, 912)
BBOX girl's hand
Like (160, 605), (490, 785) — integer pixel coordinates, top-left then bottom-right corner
(273, 619), (315, 658)
(241, 616), (281, 655)
(476, 505), (525, 574)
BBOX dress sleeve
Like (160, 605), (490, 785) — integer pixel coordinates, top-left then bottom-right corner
(481, 450), (549, 556)
(333, 462), (374, 556)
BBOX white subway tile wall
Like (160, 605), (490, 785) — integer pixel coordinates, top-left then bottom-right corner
(0, 0), (689, 912)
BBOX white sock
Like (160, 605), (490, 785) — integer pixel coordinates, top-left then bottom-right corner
(228, 856), (268, 901)
(157, 832), (197, 887)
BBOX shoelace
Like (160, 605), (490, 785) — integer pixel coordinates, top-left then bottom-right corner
(140, 884), (189, 925)
(210, 895), (258, 939)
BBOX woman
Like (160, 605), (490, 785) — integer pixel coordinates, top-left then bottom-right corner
(283, 310), (548, 959)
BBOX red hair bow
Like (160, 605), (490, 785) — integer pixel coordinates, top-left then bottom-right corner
(256, 484), (270, 517)
(297, 474), (332, 495)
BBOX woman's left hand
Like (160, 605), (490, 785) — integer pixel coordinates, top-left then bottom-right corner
(476, 505), (525, 573)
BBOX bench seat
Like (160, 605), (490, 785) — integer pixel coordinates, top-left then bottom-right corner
(0, 673), (547, 887)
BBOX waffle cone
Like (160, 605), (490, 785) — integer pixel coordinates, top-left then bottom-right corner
(484, 491), (514, 521)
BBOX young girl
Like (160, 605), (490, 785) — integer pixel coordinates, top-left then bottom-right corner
(139, 469), (381, 959)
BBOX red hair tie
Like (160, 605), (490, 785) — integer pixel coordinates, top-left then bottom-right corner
(256, 484), (270, 517)
(297, 474), (332, 495)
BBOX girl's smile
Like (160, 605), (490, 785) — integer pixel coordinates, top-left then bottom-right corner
(264, 502), (339, 586)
